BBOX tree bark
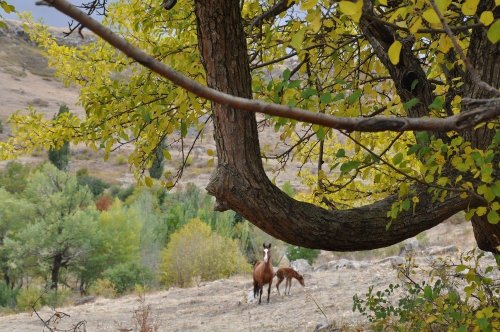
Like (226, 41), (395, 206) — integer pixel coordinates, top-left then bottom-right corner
(463, 0), (500, 252)
(51, 253), (63, 290)
(194, 0), (490, 252)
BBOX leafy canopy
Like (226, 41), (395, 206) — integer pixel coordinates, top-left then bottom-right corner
(1, 0), (498, 225)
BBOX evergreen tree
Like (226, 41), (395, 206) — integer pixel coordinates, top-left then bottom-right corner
(148, 140), (165, 179)
(48, 104), (70, 171)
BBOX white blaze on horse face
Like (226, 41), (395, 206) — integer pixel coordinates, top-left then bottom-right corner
(263, 248), (269, 263)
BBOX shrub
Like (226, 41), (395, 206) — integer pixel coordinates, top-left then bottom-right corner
(103, 262), (153, 295)
(42, 288), (71, 308)
(88, 279), (117, 298)
(16, 286), (43, 311)
(109, 185), (135, 202)
(286, 245), (320, 265)
(0, 282), (18, 308)
(353, 250), (500, 331)
(114, 155), (128, 166)
(96, 195), (113, 211)
(77, 174), (110, 197)
(160, 218), (251, 288)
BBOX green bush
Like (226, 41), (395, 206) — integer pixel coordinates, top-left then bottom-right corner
(160, 218), (251, 288)
(0, 282), (18, 308)
(77, 174), (110, 197)
(286, 246), (320, 264)
(353, 250), (500, 331)
(42, 288), (71, 308)
(103, 262), (153, 295)
(88, 279), (117, 298)
(16, 286), (43, 312)
(109, 185), (135, 202)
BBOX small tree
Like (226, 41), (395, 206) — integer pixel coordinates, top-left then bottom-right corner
(6, 163), (97, 290)
(0, 161), (30, 194)
(149, 140), (165, 180)
(48, 104), (70, 171)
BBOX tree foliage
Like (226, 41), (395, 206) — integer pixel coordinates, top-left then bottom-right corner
(47, 104), (71, 171)
(1, 0), (499, 252)
(5, 163), (97, 289)
(160, 218), (250, 287)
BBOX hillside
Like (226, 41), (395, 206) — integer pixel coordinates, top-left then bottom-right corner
(0, 219), (496, 332)
(0, 20), (309, 190)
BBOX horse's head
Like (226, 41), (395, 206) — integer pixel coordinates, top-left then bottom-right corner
(262, 243), (271, 263)
(297, 274), (305, 287)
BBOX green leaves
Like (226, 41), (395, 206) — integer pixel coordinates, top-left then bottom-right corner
(487, 20), (500, 44)
(388, 40), (402, 65)
(340, 160), (360, 174)
(338, 0), (363, 22)
(0, 1), (15, 13)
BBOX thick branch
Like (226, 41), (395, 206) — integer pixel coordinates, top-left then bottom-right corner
(249, 0), (295, 31)
(36, 0), (499, 133)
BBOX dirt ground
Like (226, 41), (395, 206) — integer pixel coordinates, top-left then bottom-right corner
(0, 220), (495, 332)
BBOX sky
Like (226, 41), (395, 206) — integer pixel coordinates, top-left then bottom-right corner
(4, 1), (102, 27)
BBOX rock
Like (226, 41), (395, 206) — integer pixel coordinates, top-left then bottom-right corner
(314, 323), (341, 332)
(399, 238), (420, 256)
(246, 288), (256, 304)
(319, 259), (369, 271)
(74, 296), (96, 306)
(427, 245), (458, 256)
(290, 259), (312, 273)
(377, 256), (405, 268)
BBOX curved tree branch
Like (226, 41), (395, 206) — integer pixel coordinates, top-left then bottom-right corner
(36, 0), (498, 253)
(36, 0), (500, 133)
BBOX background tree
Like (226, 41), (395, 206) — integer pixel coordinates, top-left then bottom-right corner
(0, 162), (30, 194)
(47, 104), (71, 171)
(6, 163), (97, 290)
(0, 188), (34, 287)
(149, 139), (165, 180)
(6, 0), (500, 253)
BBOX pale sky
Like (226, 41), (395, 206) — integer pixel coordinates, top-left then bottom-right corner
(4, 1), (102, 27)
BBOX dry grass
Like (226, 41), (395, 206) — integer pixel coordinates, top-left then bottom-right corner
(0, 36), (54, 78)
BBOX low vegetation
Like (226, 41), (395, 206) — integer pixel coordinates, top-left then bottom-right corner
(353, 250), (499, 331)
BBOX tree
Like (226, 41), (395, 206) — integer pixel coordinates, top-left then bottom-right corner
(7, 0), (500, 252)
(0, 161), (31, 194)
(0, 189), (34, 287)
(149, 139), (165, 179)
(48, 104), (71, 171)
(6, 163), (97, 290)
(77, 199), (141, 292)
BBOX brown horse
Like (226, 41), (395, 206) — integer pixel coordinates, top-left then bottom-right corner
(275, 267), (305, 296)
(252, 243), (273, 304)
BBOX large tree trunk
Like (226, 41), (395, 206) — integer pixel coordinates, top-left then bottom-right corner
(194, 0), (498, 252)
(463, 0), (500, 252)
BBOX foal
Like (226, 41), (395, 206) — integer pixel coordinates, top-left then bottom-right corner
(275, 267), (305, 296)
(252, 243), (273, 304)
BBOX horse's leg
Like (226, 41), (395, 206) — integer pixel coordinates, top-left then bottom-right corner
(289, 278), (293, 295)
(286, 277), (291, 295)
(276, 276), (283, 296)
(267, 282), (271, 303)
(258, 286), (263, 304)
(253, 281), (258, 298)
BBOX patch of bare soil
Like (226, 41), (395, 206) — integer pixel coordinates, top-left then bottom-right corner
(1, 220), (495, 332)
